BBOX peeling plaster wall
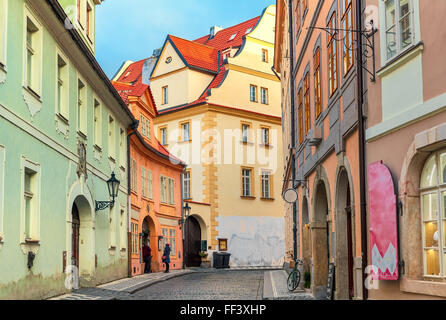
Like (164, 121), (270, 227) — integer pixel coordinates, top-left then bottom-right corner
(216, 216), (285, 267)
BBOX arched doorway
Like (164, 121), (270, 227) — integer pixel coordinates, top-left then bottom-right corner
(142, 215), (158, 272)
(301, 197), (311, 276)
(184, 216), (201, 267)
(71, 195), (94, 287)
(335, 169), (355, 300)
(312, 181), (330, 296)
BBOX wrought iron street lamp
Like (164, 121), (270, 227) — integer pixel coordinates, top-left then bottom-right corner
(184, 202), (191, 220)
(95, 172), (120, 211)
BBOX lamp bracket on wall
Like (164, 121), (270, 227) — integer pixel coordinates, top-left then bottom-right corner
(95, 200), (114, 212)
(307, 21), (378, 82)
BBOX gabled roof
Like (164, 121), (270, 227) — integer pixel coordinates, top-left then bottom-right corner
(194, 16), (260, 51)
(112, 81), (148, 105)
(168, 35), (220, 73)
(116, 58), (147, 84)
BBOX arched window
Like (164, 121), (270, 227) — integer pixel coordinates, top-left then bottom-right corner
(420, 150), (446, 277)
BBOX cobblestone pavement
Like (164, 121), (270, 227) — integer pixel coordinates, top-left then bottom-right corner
(120, 270), (264, 300)
(263, 270), (315, 300)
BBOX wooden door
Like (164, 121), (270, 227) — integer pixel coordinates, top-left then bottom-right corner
(185, 216), (201, 267)
(72, 204), (80, 269)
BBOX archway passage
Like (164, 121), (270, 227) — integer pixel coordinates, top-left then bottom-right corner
(312, 182), (330, 295)
(142, 215), (158, 272)
(335, 170), (355, 300)
(185, 216), (201, 267)
(301, 197), (311, 276)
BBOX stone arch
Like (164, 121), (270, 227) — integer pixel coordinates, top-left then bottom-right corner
(334, 165), (356, 300)
(310, 165), (331, 298)
(66, 178), (95, 287)
(142, 214), (159, 272)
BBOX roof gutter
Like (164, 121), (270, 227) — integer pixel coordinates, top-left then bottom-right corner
(46, 0), (137, 125)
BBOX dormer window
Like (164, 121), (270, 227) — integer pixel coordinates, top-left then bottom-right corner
(229, 33), (237, 41)
(245, 27), (252, 34)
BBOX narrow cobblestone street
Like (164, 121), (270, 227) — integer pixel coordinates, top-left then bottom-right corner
(120, 271), (264, 300)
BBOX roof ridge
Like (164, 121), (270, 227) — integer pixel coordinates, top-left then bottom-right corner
(194, 15), (260, 41)
(169, 34), (217, 51)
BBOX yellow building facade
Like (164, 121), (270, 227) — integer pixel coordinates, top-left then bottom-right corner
(148, 5), (285, 267)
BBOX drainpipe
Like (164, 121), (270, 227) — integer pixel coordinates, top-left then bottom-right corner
(288, 0), (298, 260)
(355, 0), (368, 300)
(127, 122), (139, 278)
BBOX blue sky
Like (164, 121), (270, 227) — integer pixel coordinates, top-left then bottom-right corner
(95, 0), (275, 78)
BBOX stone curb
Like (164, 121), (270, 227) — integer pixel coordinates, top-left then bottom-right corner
(123, 270), (196, 294)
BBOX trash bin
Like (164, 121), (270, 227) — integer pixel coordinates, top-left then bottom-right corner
(213, 251), (223, 268)
(221, 252), (231, 268)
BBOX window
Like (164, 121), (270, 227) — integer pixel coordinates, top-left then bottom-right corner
(298, 88), (303, 144)
(119, 128), (125, 167)
(141, 167), (147, 198)
(140, 115), (151, 139)
(94, 99), (102, 147)
(0, 0), (7, 67)
(77, 0), (82, 24)
(120, 209), (126, 251)
(260, 87), (269, 104)
(77, 79), (87, 135)
(245, 27), (252, 34)
(109, 206), (116, 248)
(162, 86), (168, 105)
(304, 73), (310, 134)
(160, 127), (168, 146)
(295, 0), (301, 35)
(314, 48), (322, 118)
(327, 12), (338, 97)
(0, 146), (4, 241)
(147, 170), (153, 199)
(181, 122), (190, 142)
(261, 127), (270, 145)
(108, 116), (115, 159)
(384, 0), (413, 61)
(86, 2), (92, 39)
(130, 158), (137, 192)
(223, 50), (231, 60)
(241, 123), (250, 143)
(160, 176), (167, 203)
(229, 33), (237, 41)
(261, 171), (272, 199)
(262, 49), (268, 63)
(250, 85), (258, 102)
(131, 222), (138, 254)
(341, 0), (354, 74)
(162, 227), (176, 256)
(24, 14), (42, 95)
(183, 170), (191, 199)
(168, 178), (175, 205)
(21, 158), (40, 242)
(242, 168), (253, 197)
(420, 150), (446, 277)
(57, 54), (69, 119)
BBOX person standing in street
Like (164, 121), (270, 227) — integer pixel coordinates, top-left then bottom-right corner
(142, 241), (152, 274)
(162, 243), (171, 273)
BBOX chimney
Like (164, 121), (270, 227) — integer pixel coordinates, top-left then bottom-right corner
(210, 26), (223, 39)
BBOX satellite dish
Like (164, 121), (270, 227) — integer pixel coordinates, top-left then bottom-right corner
(283, 188), (298, 203)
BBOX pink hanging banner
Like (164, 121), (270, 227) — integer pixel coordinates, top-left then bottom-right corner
(368, 161), (399, 280)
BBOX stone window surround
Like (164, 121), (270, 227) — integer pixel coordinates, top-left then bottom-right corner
(399, 122), (446, 298)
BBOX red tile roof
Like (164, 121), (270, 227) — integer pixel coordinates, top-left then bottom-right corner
(194, 16), (260, 51)
(168, 35), (219, 73)
(116, 58), (147, 84)
(112, 81), (148, 105)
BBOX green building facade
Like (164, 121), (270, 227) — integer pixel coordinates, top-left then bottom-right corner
(0, 0), (135, 299)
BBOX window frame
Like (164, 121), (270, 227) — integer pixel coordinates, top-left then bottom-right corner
(108, 115), (116, 160)
(327, 12), (338, 97)
(160, 175), (167, 204)
(77, 76), (87, 136)
(168, 178), (175, 205)
(261, 49), (269, 63)
(298, 88), (303, 144)
(23, 8), (43, 97)
(93, 98), (102, 148)
(341, 0), (354, 75)
(130, 158), (137, 192)
(183, 170), (191, 200)
(56, 49), (69, 121)
(260, 87), (269, 105)
(179, 121), (191, 142)
(241, 122), (251, 144)
(0, 145), (4, 243)
(0, 0), (8, 69)
(250, 85), (258, 103)
(304, 72), (310, 134)
(159, 126), (168, 146)
(241, 167), (254, 198)
(260, 126), (270, 146)
(261, 170), (273, 199)
(162, 85), (168, 105)
(20, 157), (41, 243)
(314, 47), (322, 119)
(419, 150), (446, 278)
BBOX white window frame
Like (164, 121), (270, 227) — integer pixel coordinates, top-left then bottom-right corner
(93, 98), (102, 148)
(183, 171), (191, 200)
(162, 86), (168, 105)
(242, 168), (252, 197)
(379, 0), (421, 66)
(250, 85), (257, 102)
(108, 115), (116, 160)
(260, 87), (268, 104)
(181, 122), (190, 142)
(242, 124), (250, 143)
(20, 156), (41, 243)
(23, 6), (43, 97)
(168, 178), (175, 205)
(56, 49), (70, 120)
(261, 170), (272, 199)
(77, 76), (87, 135)
(160, 127), (167, 146)
(0, 0), (8, 71)
(119, 127), (125, 168)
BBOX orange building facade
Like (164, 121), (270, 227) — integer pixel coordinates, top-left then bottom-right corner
(113, 68), (185, 276)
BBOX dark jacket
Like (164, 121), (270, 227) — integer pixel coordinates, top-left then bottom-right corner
(163, 245), (171, 263)
(143, 245), (151, 259)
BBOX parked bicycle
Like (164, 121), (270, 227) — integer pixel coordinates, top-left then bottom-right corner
(287, 255), (303, 291)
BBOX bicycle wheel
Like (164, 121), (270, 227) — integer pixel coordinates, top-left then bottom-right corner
(287, 270), (300, 291)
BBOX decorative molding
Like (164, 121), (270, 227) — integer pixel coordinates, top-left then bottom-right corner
(22, 87), (42, 119)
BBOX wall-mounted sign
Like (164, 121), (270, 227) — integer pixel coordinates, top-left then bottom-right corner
(368, 161), (399, 280)
(218, 239), (227, 251)
(282, 188), (298, 203)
